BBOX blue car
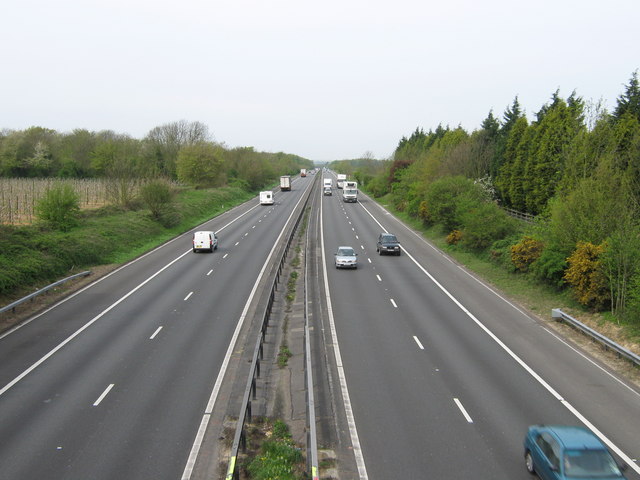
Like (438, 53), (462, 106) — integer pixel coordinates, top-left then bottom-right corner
(524, 425), (626, 479)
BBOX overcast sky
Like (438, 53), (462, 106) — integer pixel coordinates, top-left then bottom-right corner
(2, 0), (638, 161)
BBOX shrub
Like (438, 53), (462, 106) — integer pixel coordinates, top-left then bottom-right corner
(446, 229), (462, 245)
(458, 201), (516, 251)
(489, 237), (519, 270)
(564, 241), (610, 310)
(510, 236), (544, 272)
(35, 183), (80, 231)
(530, 246), (568, 289)
(140, 180), (174, 219)
(139, 180), (180, 226)
(623, 272), (640, 324)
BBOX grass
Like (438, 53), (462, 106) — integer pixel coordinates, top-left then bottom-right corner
(0, 186), (253, 300)
(286, 271), (298, 303)
(244, 419), (305, 480)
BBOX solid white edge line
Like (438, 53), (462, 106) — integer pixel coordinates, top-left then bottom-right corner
(454, 398), (473, 423)
(356, 199), (640, 475)
(320, 195), (369, 479)
(93, 384), (115, 406)
(181, 177), (316, 480)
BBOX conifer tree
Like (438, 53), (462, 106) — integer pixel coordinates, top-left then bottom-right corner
(491, 97), (524, 180)
(614, 70), (640, 123)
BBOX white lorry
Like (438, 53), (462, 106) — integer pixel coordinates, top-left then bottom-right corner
(300, 168), (307, 177)
(342, 181), (358, 203)
(336, 174), (347, 189)
(280, 175), (291, 191)
(259, 191), (274, 205)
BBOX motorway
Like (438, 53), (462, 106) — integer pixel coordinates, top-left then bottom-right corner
(0, 176), (313, 480)
(1, 169), (639, 480)
(318, 173), (640, 479)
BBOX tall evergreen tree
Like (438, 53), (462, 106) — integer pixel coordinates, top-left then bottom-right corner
(491, 97), (524, 180)
(505, 118), (533, 210)
(481, 110), (500, 138)
(524, 94), (586, 214)
(614, 70), (640, 123)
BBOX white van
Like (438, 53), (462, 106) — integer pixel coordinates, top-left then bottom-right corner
(193, 231), (218, 253)
(260, 191), (274, 205)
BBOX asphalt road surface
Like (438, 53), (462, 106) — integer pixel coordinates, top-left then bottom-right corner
(317, 174), (640, 479)
(1, 170), (638, 480)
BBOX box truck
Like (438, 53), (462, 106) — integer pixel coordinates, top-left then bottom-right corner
(336, 174), (347, 189)
(280, 175), (291, 191)
(300, 168), (307, 177)
(259, 191), (274, 205)
(323, 177), (332, 196)
(342, 181), (358, 203)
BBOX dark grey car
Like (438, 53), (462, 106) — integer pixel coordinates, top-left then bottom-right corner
(376, 233), (401, 256)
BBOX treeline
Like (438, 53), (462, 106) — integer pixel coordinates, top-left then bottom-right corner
(0, 120), (312, 191)
(344, 71), (640, 323)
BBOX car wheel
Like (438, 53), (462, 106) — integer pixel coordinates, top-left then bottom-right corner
(193, 248), (197, 253)
(397, 251), (401, 256)
(524, 451), (535, 474)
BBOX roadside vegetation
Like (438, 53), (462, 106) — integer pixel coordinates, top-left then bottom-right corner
(0, 120), (313, 301)
(331, 70), (640, 345)
(244, 418), (305, 480)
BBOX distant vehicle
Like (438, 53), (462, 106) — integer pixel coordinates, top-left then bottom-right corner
(323, 186), (332, 196)
(376, 233), (401, 256)
(523, 425), (627, 480)
(193, 231), (218, 253)
(300, 168), (307, 177)
(336, 174), (347, 189)
(342, 181), (358, 203)
(334, 246), (358, 269)
(280, 175), (291, 191)
(259, 191), (274, 205)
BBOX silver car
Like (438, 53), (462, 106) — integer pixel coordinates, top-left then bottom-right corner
(334, 246), (358, 269)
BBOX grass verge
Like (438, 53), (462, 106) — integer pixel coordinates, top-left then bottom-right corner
(0, 186), (253, 301)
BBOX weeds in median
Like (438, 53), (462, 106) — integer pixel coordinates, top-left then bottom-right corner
(244, 419), (305, 480)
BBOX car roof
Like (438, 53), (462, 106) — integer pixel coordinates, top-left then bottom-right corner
(337, 246), (354, 251)
(539, 426), (607, 450)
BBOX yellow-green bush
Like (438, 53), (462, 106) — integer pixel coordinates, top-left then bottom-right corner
(446, 229), (462, 245)
(510, 236), (544, 272)
(564, 241), (609, 311)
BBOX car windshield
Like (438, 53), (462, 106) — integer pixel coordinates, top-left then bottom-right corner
(563, 450), (623, 478)
(382, 235), (397, 242)
(338, 248), (354, 256)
